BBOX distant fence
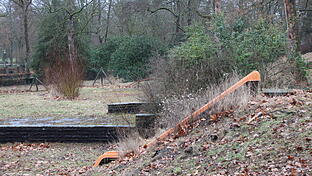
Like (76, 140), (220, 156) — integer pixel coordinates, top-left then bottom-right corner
(0, 72), (32, 86)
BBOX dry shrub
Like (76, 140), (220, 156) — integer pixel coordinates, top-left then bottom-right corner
(141, 56), (232, 113)
(117, 132), (143, 158)
(141, 57), (252, 130)
(158, 73), (251, 129)
(45, 55), (84, 99)
(301, 52), (312, 86)
(107, 75), (123, 85)
(262, 57), (300, 88)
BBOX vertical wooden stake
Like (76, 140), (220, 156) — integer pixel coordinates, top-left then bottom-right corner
(247, 81), (259, 96)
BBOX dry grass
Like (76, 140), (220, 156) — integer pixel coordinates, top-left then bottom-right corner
(159, 73), (252, 128)
(117, 132), (143, 158)
(0, 81), (142, 125)
(302, 52), (312, 86)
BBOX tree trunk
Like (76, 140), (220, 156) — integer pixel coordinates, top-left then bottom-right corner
(67, 16), (77, 72)
(214, 0), (221, 14)
(23, 5), (30, 72)
(11, 0), (32, 72)
(104, 0), (112, 43)
(67, 0), (78, 72)
(175, 0), (181, 34)
(97, 0), (103, 44)
(8, 2), (14, 66)
(187, 0), (192, 26)
(284, 0), (300, 56)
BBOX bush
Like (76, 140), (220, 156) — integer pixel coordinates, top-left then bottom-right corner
(44, 50), (84, 99)
(149, 25), (234, 96)
(88, 37), (128, 73)
(142, 16), (288, 114)
(31, 7), (88, 98)
(89, 36), (165, 82)
(31, 5), (89, 78)
(231, 19), (286, 75)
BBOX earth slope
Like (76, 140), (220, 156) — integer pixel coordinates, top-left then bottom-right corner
(90, 90), (312, 176)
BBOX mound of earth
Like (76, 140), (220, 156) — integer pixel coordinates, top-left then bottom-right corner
(89, 90), (312, 176)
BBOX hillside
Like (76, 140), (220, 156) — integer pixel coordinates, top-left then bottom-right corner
(90, 89), (312, 176)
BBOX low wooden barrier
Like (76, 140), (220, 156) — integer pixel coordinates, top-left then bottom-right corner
(107, 102), (150, 113)
(136, 114), (156, 139)
(93, 71), (261, 167)
(0, 72), (32, 86)
(263, 89), (293, 97)
(0, 125), (134, 143)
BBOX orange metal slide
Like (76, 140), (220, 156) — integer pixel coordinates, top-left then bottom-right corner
(93, 71), (261, 167)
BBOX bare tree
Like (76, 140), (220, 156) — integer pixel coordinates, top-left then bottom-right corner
(97, 0), (103, 44)
(64, 0), (94, 71)
(11, 0), (32, 71)
(284, 0), (300, 55)
(104, 0), (112, 43)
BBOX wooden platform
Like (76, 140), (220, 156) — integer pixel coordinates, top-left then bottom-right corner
(107, 102), (150, 113)
(0, 125), (134, 143)
(0, 72), (32, 86)
(262, 89), (293, 97)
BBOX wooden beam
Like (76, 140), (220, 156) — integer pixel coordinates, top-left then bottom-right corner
(93, 71), (261, 167)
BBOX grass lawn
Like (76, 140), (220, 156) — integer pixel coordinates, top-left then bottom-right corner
(0, 81), (143, 125)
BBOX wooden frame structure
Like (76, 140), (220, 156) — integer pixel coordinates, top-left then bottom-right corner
(93, 71), (261, 167)
(92, 68), (112, 86)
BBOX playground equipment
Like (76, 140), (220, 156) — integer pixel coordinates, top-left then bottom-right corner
(93, 71), (261, 167)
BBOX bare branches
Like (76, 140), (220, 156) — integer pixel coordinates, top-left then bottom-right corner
(65, 0), (94, 18)
(147, 7), (178, 18)
(147, 6), (185, 32)
(11, 0), (32, 8)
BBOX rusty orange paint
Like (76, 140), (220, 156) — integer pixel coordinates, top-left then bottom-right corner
(93, 151), (119, 167)
(94, 71), (261, 166)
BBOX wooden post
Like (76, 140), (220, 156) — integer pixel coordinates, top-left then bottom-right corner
(135, 114), (156, 139)
(247, 81), (259, 96)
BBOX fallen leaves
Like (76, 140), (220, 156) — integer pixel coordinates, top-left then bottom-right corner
(210, 110), (234, 121)
(1, 143), (50, 152)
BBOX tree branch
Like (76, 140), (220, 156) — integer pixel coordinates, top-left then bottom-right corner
(67, 0), (94, 18)
(147, 6), (185, 32)
(147, 7), (178, 18)
(11, 0), (23, 7)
